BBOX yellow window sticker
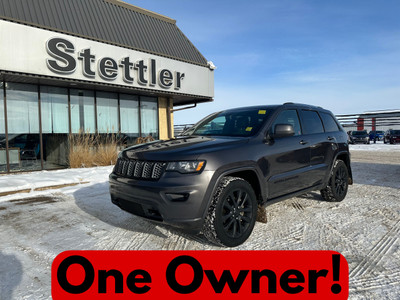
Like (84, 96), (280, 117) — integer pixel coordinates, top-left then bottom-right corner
(258, 110), (266, 114)
(246, 127), (253, 132)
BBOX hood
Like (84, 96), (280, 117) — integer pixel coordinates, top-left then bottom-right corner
(123, 136), (249, 161)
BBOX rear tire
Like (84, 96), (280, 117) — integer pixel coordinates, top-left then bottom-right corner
(320, 160), (349, 202)
(203, 176), (257, 247)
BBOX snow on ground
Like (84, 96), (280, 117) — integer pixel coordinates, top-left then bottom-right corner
(349, 141), (400, 152)
(0, 150), (399, 299)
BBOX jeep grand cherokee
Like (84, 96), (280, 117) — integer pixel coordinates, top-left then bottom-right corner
(109, 103), (352, 247)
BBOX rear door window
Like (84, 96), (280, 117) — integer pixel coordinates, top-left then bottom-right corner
(300, 110), (324, 134)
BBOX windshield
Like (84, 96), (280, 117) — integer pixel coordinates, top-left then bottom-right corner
(352, 131), (367, 136)
(391, 130), (400, 135)
(185, 108), (271, 137)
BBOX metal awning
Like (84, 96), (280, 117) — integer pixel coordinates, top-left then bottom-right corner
(0, 0), (208, 66)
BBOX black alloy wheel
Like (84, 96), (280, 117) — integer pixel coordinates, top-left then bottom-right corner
(321, 160), (349, 202)
(220, 188), (254, 239)
(203, 176), (257, 247)
(334, 163), (348, 199)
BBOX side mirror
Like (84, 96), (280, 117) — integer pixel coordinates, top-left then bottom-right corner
(274, 124), (295, 138)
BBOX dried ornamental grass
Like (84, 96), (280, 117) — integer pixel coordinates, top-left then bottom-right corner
(68, 132), (155, 168)
(68, 132), (96, 168)
(93, 134), (119, 166)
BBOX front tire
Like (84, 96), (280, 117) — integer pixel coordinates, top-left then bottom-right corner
(320, 160), (349, 202)
(203, 176), (257, 247)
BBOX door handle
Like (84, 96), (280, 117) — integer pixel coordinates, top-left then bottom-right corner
(299, 140), (308, 145)
(327, 136), (335, 141)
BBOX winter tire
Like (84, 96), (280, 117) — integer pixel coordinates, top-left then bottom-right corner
(203, 176), (257, 247)
(320, 160), (349, 202)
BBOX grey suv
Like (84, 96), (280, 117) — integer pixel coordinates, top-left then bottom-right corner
(109, 103), (352, 247)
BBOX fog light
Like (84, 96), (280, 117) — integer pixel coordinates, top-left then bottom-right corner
(165, 193), (189, 202)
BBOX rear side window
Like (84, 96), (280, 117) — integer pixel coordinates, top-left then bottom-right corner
(301, 110), (324, 134)
(320, 112), (340, 132)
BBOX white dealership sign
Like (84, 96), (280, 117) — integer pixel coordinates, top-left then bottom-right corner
(0, 20), (214, 97)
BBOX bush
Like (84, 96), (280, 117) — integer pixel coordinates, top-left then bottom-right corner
(94, 134), (120, 166)
(134, 135), (155, 145)
(68, 132), (97, 168)
(68, 132), (154, 168)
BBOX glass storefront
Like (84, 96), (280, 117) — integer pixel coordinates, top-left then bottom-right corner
(0, 81), (159, 173)
(41, 86), (69, 170)
(120, 93), (140, 145)
(0, 82), (5, 173)
(6, 83), (41, 172)
(97, 91), (118, 133)
(141, 96), (159, 139)
(70, 89), (96, 133)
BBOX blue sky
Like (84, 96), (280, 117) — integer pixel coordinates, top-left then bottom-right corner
(129, 0), (400, 125)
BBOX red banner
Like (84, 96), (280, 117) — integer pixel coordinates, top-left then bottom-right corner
(52, 250), (348, 299)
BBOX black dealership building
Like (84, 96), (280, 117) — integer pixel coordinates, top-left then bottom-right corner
(0, 0), (214, 173)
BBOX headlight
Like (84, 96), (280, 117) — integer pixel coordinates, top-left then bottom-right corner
(166, 161), (206, 173)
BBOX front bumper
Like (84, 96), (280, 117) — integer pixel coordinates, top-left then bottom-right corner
(109, 170), (214, 232)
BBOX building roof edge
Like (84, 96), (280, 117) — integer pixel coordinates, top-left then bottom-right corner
(105, 0), (176, 24)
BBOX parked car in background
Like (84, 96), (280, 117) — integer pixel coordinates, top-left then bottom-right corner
(349, 130), (370, 144)
(384, 130), (400, 144)
(369, 130), (385, 143)
(0, 134), (40, 160)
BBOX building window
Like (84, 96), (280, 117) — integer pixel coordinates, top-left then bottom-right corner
(140, 96), (158, 139)
(96, 91), (118, 133)
(0, 82), (5, 173)
(120, 93), (139, 145)
(70, 89), (95, 133)
(6, 83), (41, 172)
(41, 86), (69, 169)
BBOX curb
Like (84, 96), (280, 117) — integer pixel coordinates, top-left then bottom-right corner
(0, 181), (90, 197)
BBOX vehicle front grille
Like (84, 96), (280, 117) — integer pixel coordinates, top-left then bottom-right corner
(114, 158), (166, 180)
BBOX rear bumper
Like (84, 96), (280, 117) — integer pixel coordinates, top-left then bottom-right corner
(109, 170), (214, 232)
(351, 138), (369, 143)
(390, 137), (400, 143)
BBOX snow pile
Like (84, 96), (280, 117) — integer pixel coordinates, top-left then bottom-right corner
(0, 166), (113, 199)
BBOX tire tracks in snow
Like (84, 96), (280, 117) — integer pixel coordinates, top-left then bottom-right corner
(95, 220), (163, 250)
(349, 219), (400, 291)
(291, 201), (304, 211)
